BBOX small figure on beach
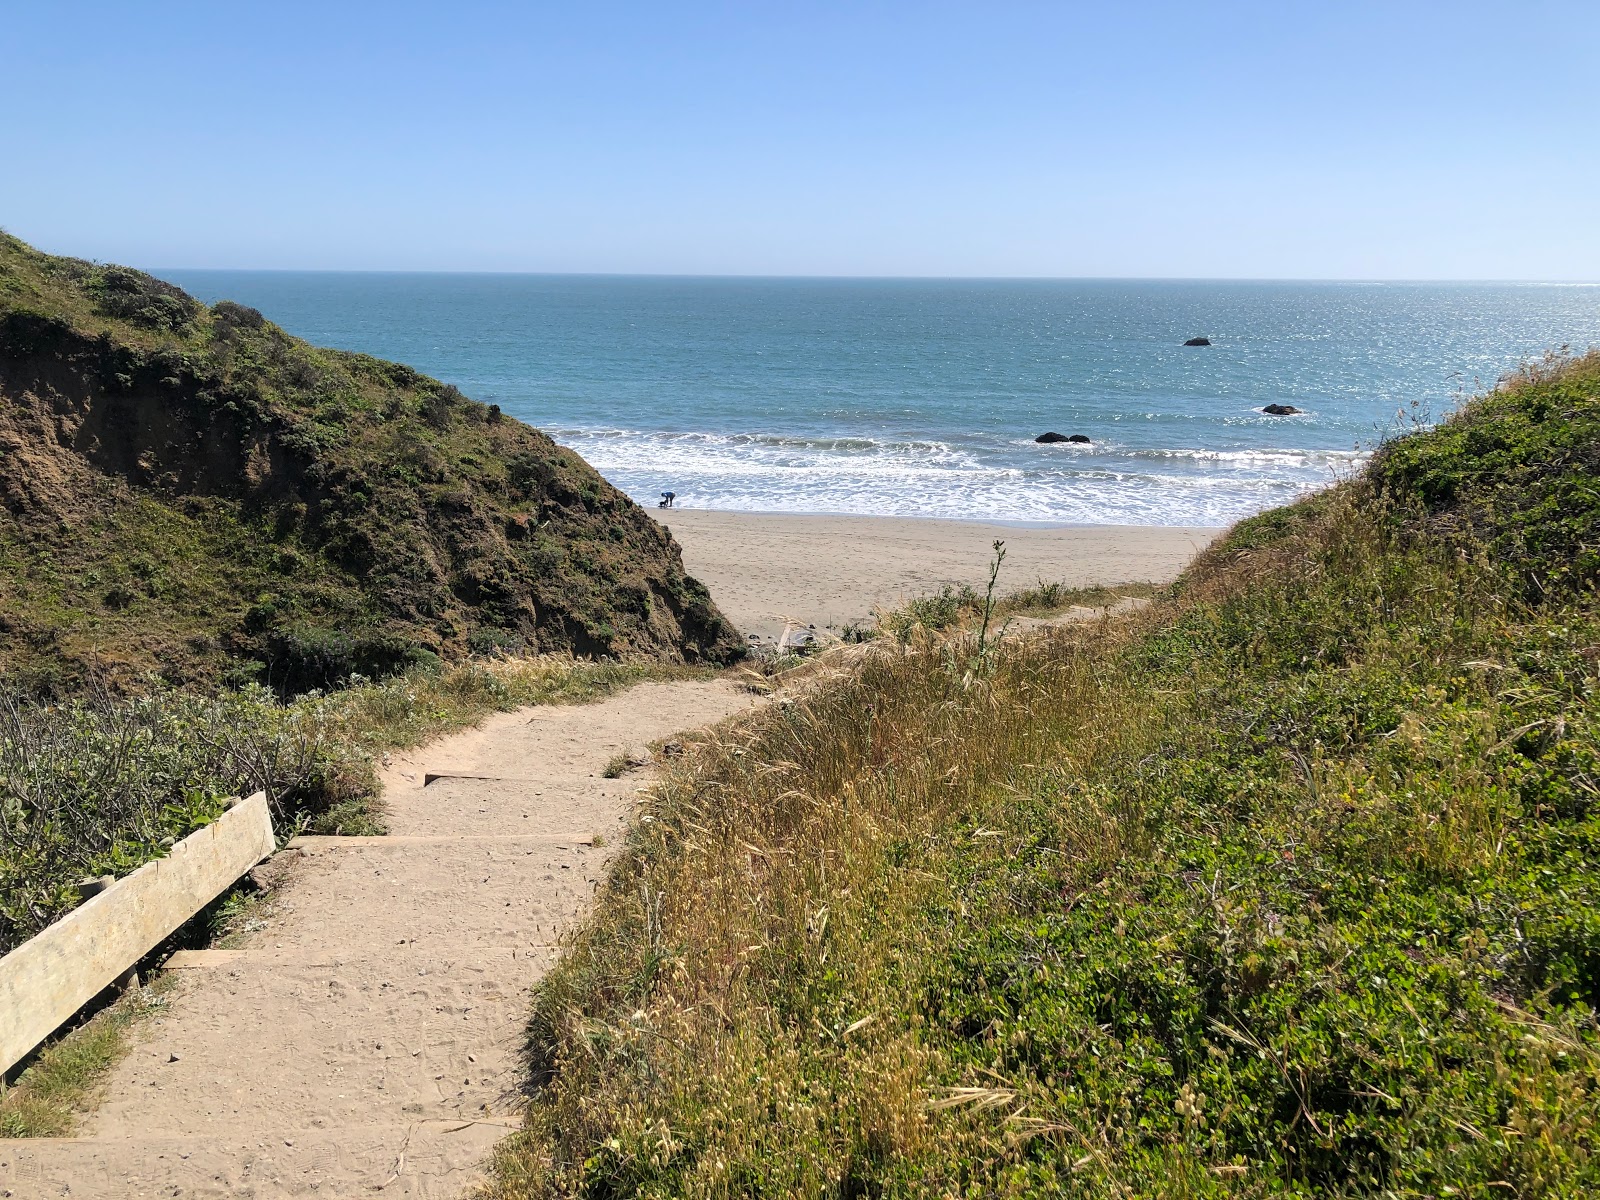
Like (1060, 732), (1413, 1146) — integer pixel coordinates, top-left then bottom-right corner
(659, 491), (676, 508)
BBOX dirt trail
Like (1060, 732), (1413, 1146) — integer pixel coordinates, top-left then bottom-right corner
(4, 678), (759, 1199)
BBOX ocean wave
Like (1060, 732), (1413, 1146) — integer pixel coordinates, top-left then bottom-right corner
(550, 427), (958, 455)
(550, 423), (1352, 527)
(1123, 446), (1367, 467)
(610, 471), (1308, 526)
(560, 426), (1363, 471)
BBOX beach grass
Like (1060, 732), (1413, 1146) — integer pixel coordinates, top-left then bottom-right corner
(484, 352), (1600, 1197)
(862, 579), (1161, 643)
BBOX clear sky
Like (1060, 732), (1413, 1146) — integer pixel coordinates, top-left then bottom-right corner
(4, 1), (1599, 278)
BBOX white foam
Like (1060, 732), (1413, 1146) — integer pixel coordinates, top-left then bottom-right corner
(556, 424), (1350, 527)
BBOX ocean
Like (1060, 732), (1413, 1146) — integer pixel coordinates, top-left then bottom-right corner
(161, 272), (1600, 527)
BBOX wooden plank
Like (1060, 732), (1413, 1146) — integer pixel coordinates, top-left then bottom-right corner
(161, 949), (251, 969)
(422, 772), (538, 786)
(286, 833), (594, 849)
(163, 944), (558, 968)
(0, 792), (275, 1075)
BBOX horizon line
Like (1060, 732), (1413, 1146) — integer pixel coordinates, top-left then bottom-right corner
(152, 266), (1600, 286)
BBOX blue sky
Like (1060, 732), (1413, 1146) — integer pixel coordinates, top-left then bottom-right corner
(4, 1), (1598, 278)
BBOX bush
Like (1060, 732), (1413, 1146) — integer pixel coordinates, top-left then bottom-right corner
(88, 267), (199, 331)
(876, 583), (978, 641)
(0, 683), (344, 953)
(264, 625), (438, 695)
(210, 299), (265, 331)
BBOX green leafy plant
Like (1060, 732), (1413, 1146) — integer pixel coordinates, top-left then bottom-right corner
(487, 352), (1600, 1199)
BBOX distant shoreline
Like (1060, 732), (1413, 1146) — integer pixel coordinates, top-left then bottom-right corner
(636, 500), (1232, 532)
(653, 507), (1222, 642)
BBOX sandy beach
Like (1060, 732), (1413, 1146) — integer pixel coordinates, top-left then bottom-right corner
(655, 509), (1223, 642)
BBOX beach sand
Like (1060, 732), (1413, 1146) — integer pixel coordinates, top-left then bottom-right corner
(654, 509), (1224, 642)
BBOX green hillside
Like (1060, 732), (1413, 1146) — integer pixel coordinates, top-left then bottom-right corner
(489, 354), (1600, 1197)
(0, 234), (742, 695)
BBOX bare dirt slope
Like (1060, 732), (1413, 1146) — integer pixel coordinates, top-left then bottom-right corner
(3, 678), (759, 1198)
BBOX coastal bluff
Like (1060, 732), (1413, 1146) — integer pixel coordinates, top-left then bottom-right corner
(0, 234), (743, 692)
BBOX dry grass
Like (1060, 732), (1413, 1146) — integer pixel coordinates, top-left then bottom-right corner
(0, 975), (177, 1137)
(484, 354), (1600, 1198)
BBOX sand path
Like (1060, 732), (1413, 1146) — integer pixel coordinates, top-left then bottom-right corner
(5, 678), (759, 1199)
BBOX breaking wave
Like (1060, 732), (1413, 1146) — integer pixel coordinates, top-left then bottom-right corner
(551, 426), (1368, 527)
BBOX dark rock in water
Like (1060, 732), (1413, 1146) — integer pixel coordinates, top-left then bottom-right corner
(1035, 432), (1068, 443)
(1262, 403), (1302, 416)
(1067, 434), (1091, 444)
(1184, 337), (1212, 346)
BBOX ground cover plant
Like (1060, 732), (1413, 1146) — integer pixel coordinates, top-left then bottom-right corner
(0, 682), (336, 955)
(488, 353), (1600, 1198)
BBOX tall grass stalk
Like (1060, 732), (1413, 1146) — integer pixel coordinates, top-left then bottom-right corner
(486, 353), (1600, 1198)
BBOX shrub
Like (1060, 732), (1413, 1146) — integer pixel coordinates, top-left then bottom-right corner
(486, 354), (1600, 1199)
(264, 625), (437, 695)
(0, 683), (342, 953)
(87, 267), (199, 331)
(210, 299), (266, 331)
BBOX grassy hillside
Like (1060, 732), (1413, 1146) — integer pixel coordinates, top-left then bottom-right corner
(0, 234), (742, 695)
(488, 353), (1600, 1197)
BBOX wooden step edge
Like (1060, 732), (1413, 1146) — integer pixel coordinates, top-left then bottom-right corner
(11, 1114), (527, 1146)
(285, 833), (596, 849)
(162, 944), (561, 969)
(423, 772), (542, 786)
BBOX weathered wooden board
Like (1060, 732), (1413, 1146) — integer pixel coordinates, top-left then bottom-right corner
(0, 791), (275, 1075)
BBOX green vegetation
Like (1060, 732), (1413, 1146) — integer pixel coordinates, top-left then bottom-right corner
(998, 579), (1158, 618)
(0, 682), (340, 954)
(0, 233), (741, 696)
(0, 655), (710, 956)
(866, 578), (1158, 642)
(488, 353), (1600, 1197)
(0, 976), (177, 1137)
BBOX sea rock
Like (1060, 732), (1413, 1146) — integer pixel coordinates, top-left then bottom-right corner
(1184, 337), (1212, 346)
(1262, 403), (1302, 416)
(1035, 432), (1068, 443)
(1067, 434), (1091, 444)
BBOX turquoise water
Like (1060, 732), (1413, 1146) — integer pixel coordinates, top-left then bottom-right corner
(163, 272), (1600, 526)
